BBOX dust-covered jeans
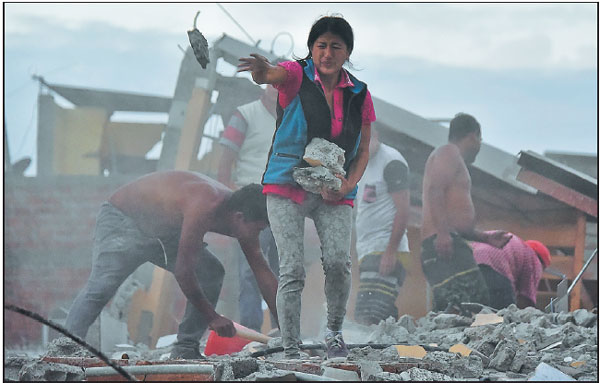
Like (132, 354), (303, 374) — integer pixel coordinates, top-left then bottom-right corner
(267, 193), (353, 356)
(64, 202), (225, 351)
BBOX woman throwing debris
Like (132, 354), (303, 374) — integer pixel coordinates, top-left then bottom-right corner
(238, 15), (375, 359)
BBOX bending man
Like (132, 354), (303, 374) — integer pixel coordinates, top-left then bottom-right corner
(65, 171), (278, 359)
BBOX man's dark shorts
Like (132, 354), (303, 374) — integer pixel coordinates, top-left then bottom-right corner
(478, 264), (516, 310)
(421, 233), (490, 311)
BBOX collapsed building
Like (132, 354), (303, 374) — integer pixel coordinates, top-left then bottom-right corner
(4, 33), (598, 380)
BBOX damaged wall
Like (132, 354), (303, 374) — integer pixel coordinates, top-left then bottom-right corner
(4, 175), (136, 346)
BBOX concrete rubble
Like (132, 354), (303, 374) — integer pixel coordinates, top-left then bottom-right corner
(4, 305), (597, 381)
(293, 138), (346, 193)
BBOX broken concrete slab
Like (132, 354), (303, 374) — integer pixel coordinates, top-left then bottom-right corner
(293, 138), (347, 193)
(213, 357), (259, 380)
(510, 342), (532, 373)
(431, 313), (474, 330)
(241, 370), (297, 381)
(397, 315), (417, 334)
(302, 138), (345, 175)
(44, 337), (94, 358)
(365, 371), (404, 381)
(18, 360), (84, 381)
(367, 317), (410, 344)
(322, 366), (360, 380)
(4, 356), (37, 381)
(528, 362), (576, 381)
(293, 166), (342, 193)
(423, 351), (483, 379)
(357, 360), (383, 381)
(10, 306), (597, 382)
(347, 346), (403, 363)
(572, 309), (597, 328)
(489, 339), (518, 372)
(398, 367), (453, 381)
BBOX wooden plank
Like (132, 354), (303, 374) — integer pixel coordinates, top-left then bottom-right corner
(396, 226), (429, 318)
(543, 255), (597, 280)
(174, 86), (212, 170)
(570, 212), (587, 310)
(127, 267), (179, 347)
(517, 169), (597, 217)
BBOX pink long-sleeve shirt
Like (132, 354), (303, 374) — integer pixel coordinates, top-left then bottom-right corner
(472, 234), (543, 304)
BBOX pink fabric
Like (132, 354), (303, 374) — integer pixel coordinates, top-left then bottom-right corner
(262, 184), (354, 207)
(275, 61), (303, 109)
(221, 123), (246, 149)
(274, 61), (377, 129)
(266, 60), (374, 207)
(472, 234), (543, 304)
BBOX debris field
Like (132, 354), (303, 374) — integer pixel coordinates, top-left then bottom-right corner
(4, 304), (597, 381)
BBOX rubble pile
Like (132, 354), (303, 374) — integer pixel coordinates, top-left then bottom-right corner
(4, 305), (597, 381)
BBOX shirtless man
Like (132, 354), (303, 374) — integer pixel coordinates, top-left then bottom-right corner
(64, 171), (278, 359)
(421, 113), (511, 312)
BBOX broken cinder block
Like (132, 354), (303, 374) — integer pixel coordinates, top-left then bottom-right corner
(303, 138), (346, 175)
(293, 166), (342, 193)
(293, 138), (346, 193)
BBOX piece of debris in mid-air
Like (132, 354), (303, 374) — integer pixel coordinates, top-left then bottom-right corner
(188, 11), (210, 69)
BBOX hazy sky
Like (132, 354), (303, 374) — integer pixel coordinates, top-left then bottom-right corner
(4, 2), (598, 175)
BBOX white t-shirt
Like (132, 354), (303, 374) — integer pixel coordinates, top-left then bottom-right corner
(355, 144), (410, 260)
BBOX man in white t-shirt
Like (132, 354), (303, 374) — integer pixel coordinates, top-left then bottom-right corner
(218, 85), (279, 332)
(354, 127), (411, 325)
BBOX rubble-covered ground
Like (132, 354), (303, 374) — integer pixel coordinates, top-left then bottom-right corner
(4, 305), (597, 381)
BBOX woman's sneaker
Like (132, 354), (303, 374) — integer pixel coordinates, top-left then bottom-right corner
(325, 332), (348, 359)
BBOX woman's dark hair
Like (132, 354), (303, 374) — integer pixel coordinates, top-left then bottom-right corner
(448, 113), (480, 142)
(224, 183), (268, 224)
(303, 15), (354, 60)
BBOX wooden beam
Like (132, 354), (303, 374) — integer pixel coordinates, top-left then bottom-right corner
(128, 267), (179, 347)
(517, 169), (597, 217)
(476, 219), (578, 249)
(570, 212), (587, 310)
(173, 86), (212, 170)
(543, 255), (597, 280)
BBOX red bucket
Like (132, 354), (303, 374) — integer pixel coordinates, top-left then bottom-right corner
(204, 325), (253, 356)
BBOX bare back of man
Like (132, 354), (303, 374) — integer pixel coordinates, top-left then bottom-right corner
(421, 144), (475, 242)
(65, 171), (278, 359)
(109, 171), (230, 239)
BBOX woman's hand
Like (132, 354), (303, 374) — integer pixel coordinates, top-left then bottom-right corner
(238, 54), (273, 84)
(320, 174), (353, 201)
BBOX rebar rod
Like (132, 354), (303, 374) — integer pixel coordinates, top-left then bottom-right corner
(4, 303), (136, 381)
